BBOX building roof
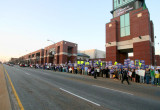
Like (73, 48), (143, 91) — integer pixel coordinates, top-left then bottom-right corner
(77, 53), (90, 58)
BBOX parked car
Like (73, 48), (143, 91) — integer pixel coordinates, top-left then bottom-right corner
(24, 64), (29, 67)
(30, 64), (35, 68)
(19, 64), (25, 67)
(9, 63), (14, 66)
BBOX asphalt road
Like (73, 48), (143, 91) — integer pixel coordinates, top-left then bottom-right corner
(4, 65), (160, 110)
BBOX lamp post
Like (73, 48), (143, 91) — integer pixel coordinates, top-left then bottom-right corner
(47, 39), (56, 64)
(47, 39), (55, 44)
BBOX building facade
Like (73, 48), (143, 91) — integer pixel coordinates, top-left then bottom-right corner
(18, 40), (77, 65)
(155, 55), (160, 66)
(106, 0), (155, 65)
(79, 49), (106, 59)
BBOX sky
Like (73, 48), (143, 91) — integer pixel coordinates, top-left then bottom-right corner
(0, 0), (160, 62)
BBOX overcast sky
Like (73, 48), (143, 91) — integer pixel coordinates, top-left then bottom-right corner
(0, 0), (160, 62)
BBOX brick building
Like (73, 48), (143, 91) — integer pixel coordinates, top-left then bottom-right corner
(155, 55), (160, 66)
(106, 0), (155, 65)
(18, 40), (77, 65)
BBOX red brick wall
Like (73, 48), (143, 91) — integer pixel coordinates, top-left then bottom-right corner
(133, 41), (152, 65)
(155, 55), (160, 66)
(106, 46), (118, 63)
(106, 21), (117, 43)
(106, 8), (155, 65)
(107, 8), (151, 42)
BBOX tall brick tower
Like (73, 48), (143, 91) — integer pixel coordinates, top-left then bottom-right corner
(106, 0), (155, 65)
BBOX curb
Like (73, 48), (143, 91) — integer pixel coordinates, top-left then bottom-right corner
(3, 65), (24, 110)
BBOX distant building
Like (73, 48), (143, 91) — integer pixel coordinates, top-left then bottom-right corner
(17, 40), (77, 65)
(77, 53), (90, 61)
(79, 49), (106, 60)
(9, 58), (18, 64)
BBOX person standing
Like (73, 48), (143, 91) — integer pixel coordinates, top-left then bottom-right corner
(81, 65), (84, 75)
(118, 69), (123, 80)
(159, 69), (160, 86)
(135, 70), (140, 83)
(105, 67), (110, 78)
(72, 66), (74, 74)
(145, 69), (150, 84)
(154, 69), (159, 86)
(97, 66), (100, 77)
(132, 69), (136, 82)
(94, 67), (97, 79)
(121, 68), (130, 85)
(74, 66), (77, 74)
(91, 67), (94, 76)
(114, 69), (118, 79)
(150, 68), (155, 85)
(110, 67), (114, 79)
(85, 66), (89, 75)
(140, 69), (145, 84)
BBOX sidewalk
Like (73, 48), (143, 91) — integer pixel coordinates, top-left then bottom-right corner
(0, 64), (12, 110)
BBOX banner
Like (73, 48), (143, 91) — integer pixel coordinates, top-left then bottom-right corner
(135, 60), (139, 66)
(157, 66), (160, 69)
(136, 70), (145, 76)
(109, 61), (112, 66)
(128, 71), (132, 77)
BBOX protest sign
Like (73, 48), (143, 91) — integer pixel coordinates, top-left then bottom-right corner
(136, 70), (145, 76)
(128, 71), (132, 77)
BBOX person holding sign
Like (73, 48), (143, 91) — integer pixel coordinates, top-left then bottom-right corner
(140, 69), (145, 84)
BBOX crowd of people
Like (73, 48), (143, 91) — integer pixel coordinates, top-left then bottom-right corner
(33, 63), (160, 86)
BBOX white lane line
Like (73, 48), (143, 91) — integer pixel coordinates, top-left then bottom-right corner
(92, 85), (134, 96)
(59, 88), (100, 106)
(24, 72), (31, 75)
(25, 68), (48, 75)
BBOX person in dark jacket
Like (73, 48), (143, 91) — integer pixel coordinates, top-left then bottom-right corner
(121, 68), (130, 85)
(145, 68), (150, 84)
(132, 69), (136, 82)
(94, 67), (97, 79)
(105, 67), (110, 78)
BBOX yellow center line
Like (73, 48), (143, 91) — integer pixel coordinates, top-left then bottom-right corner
(3, 65), (25, 110)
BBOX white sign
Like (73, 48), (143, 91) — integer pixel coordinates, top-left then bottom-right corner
(115, 5), (133, 17)
(128, 71), (132, 77)
(136, 70), (145, 77)
(157, 66), (160, 70)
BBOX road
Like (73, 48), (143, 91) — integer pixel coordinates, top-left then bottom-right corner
(4, 65), (160, 110)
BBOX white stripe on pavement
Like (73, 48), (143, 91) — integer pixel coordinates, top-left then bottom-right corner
(92, 85), (134, 96)
(24, 72), (31, 75)
(59, 88), (100, 106)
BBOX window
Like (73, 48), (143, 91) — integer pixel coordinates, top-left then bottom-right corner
(120, 13), (130, 37)
(114, 0), (134, 10)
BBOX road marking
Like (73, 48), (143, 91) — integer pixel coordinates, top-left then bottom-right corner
(92, 85), (134, 96)
(3, 65), (25, 110)
(24, 72), (30, 75)
(24, 68), (48, 75)
(60, 88), (100, 106)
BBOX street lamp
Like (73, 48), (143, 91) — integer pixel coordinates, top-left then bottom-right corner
(47, 39), (55, 44)
(47, 39), (56, 64)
